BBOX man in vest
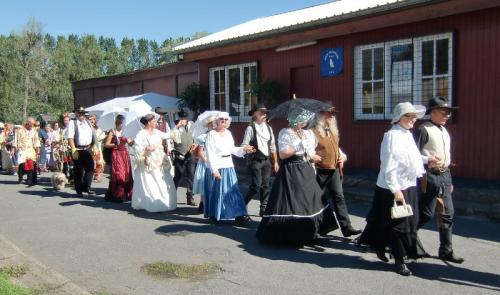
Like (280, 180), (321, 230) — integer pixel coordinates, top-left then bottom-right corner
(242, 103), (279, 217)
(312, 108), (361, 238)
(67, 106), (96, 197)
(172, 110), (196, 206)
(414, 97), (464, 264)
(13, 117), (41, 186)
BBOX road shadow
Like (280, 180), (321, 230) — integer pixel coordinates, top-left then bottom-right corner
(154, 221), (500, 292)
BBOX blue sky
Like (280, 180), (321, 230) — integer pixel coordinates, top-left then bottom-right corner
(0, 0), (330, 42)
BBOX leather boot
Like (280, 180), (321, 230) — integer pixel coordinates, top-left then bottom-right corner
(438, 228), (464, 263)
(186, 196), (196, 206)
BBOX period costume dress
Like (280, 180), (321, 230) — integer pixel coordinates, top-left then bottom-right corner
(205, 129), (248, 221)
(13, 127), (40, 185)
(256, 128), (338, 246)
(132, 129), (177, 212)
(357, 124), (428, 266)
(105, 130), (133, 202)
(93, 127), (106, 182)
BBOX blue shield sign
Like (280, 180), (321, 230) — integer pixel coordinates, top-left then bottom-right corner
(321, 47), (343, 77)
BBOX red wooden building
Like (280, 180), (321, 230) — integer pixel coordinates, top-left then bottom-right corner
(174, 0), (500, 181)
(73, 62), (198, 108)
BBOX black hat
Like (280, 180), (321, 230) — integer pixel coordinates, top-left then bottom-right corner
(74, 106), (88, 114)
(425, 96), (459, 115)
(248, 103), (268, 116)
(177, 110), (188, 119)
(155, 107), (169, 115)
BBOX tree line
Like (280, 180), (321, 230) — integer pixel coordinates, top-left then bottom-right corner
(0, 18), (207, 123)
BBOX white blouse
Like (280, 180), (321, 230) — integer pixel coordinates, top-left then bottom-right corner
(278, 128), (317, 158)
(376, 124), (426, 193)
(206, 129), (245, 172)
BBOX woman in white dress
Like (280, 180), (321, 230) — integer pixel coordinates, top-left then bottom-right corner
(132, 113), (177, 212)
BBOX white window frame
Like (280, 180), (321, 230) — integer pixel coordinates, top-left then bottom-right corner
(413, 32), (453, 106)
(209, 62), (258, 122)
(354, 32), (453, 120)
(354, 43), (385, 120)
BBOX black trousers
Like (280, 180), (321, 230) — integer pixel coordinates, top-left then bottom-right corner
(173, 152), (195, 198)
(73, 149), (94, 194)
(418, 170), (455, 255)
(316, 168), (353, 231)
(18, 162), (38, 185)
(246, 157), (272, 211)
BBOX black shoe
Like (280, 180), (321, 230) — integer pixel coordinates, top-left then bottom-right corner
(235, 215), (252, 226)
(186, 197), (196, 206)
(17, 177), (22, 184)
(198, 202), (204, 213)
(342, 227), (362, 238)
(86, 190), (96, 195)
(395, 262), (412, 276)
(439, 252), (464, 264)
(376, 249), (389, 263)
(258, 209), (265, 217)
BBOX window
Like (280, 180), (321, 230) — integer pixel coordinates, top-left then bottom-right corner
(209, 62), (258, 121)
(354, 33), (453, 120)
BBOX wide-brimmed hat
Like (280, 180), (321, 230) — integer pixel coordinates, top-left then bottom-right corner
(391, 102), (426, 124)
(425, 96), (459, 115)
(177, 110), (189, 119)
(248, 103), (268, 116)
(215, 111), (232, 126)
(74, 106), (88, 114)
(14, 124), (22, 129)
(0, 122), (4, 129)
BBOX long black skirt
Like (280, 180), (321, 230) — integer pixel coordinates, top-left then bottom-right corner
(357, 185), (427, 261)
(256, 156), (338, 246)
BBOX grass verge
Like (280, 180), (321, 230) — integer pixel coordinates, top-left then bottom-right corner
(0, 271), (32, 295)
(141, 262), (224, 280)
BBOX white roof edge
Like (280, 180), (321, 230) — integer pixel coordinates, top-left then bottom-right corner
(174, 0), (436, 52)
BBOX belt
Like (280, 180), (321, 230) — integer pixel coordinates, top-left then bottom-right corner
(76, 145), (91, 149)
(428, 167), (449, 175)
(220, 155), (231, 158)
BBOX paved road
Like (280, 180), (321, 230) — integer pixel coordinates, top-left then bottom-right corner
(0, 173), (499, 295)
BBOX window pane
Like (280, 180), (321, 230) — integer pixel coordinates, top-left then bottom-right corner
(362, 49), (372, 81)
(436, 39), (449, 75)
(215, 94), (225, 111)
(436, 77), (449, 99)
(244, 67), (251, 91)
(373, 82), (384, 114)
(422, 41), (434, 76)
(422, 78), (434, 105)
(362, 83), (373, 114)
(218, 70), (225, 94)
(214, 71), (220, 93)
(228, 68), (240, 116)
(374, 47), (384, 80)
(391, 44), (413, 107)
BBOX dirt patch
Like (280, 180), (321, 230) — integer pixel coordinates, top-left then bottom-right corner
(141, 262), (224, 280)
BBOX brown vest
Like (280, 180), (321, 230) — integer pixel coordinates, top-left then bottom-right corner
(313, 129), (340, 170)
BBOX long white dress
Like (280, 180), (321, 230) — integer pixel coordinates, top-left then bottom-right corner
(131, 129), (177, 212)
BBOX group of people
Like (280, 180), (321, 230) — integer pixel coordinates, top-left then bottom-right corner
(0, 96), (464, 276)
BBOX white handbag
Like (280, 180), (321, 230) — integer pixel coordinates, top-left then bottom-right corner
(391, 200), (413, 219)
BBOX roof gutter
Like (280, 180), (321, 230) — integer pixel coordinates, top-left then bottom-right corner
(174, 0), (441, 54)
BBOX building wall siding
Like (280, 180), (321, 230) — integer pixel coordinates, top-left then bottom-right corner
(197, 7), (500, 180)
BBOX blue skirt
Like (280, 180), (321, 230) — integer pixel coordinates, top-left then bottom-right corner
(192, 161), (207, 195)
(207, 167), (247, 221)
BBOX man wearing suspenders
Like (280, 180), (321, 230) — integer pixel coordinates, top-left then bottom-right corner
(67, 107), (96, 197)
(414, 97), (464, 264)
(242, 103), (279, 217)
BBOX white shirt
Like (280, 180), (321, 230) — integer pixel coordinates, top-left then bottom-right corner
(278, 128), (317, 157)
(376, 124), (426, 193)
(206, 129), (245, 172)
(67, 119), (93, 146)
